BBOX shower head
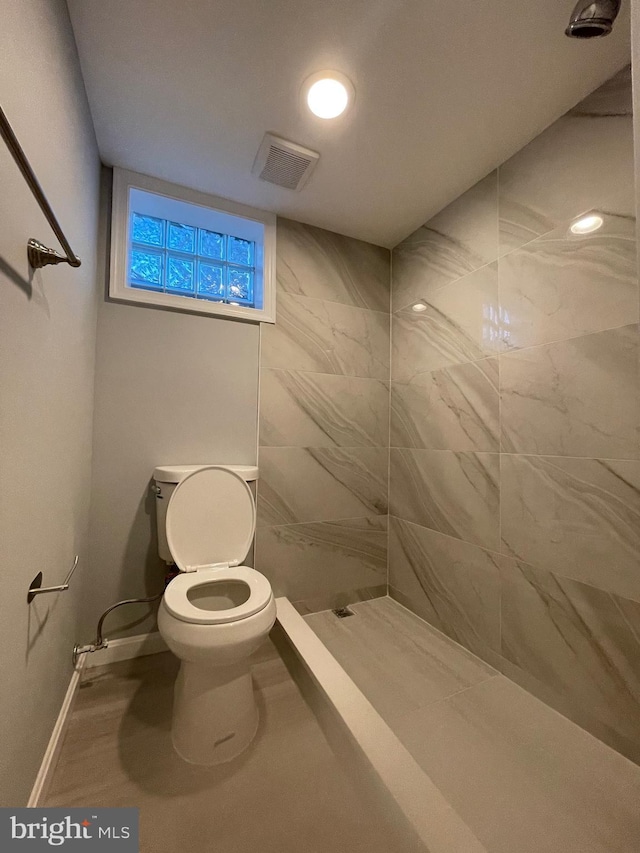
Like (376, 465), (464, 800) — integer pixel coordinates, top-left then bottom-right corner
(565, 0), (621, 38)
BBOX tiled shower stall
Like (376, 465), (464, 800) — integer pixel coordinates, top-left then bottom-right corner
(255, 65), (640, 764)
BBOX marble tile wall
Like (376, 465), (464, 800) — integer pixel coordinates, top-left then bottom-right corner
(389, 65), (640, 762)
(256, 218), (391, 613)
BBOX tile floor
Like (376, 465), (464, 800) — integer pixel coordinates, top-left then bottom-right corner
(44, 646), (421, 853)
(306, 596), (640, 853)
(45, 596), (640, 853)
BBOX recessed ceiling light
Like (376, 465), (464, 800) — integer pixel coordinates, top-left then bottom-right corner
(570, 213), (604, 235)
(304, 71), (354, 119)
(411, 301), (428, 313)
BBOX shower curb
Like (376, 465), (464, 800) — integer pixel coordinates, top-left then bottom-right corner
(274, 597), (488, 853)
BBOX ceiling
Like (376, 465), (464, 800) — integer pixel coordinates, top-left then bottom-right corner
(67, 0), (630, 248)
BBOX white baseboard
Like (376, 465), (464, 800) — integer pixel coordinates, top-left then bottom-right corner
(83, 631), (168, 668)
(28, 657), (86, 808)
(27, 632), (168, 807)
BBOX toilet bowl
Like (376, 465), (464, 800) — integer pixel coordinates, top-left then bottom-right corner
(154, 465), (276, 765)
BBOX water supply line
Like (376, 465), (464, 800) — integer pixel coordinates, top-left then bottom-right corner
(72, 588), (168, 666)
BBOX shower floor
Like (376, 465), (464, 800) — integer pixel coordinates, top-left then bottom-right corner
(305, 596), (640, 853)
(43, 646), (421, 853)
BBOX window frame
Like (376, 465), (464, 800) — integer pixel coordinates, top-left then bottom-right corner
(110, 168), (276, 323)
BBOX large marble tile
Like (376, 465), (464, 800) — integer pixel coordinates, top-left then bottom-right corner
(260, 369), (389, 448)
(499, 556), (640, 753)
(572, 64), (633, 117)
(498, 66), (634, 255)
(395, 676), (640, 853)
(261, 292), (390, 380)
(388, 517), (501, 657)
(392, 171), (497, 311)
(291, 584), (387, 616)
(255, 516), (388, 610)
(390, 448), (499, 550)
(391, 358), (499, 452)
(392, 262), (502, 381)
(306, 597), (496, 728)
(257, 446), (388, 526)
(483, 647), (640, 765)
(276, 218), (390, 312)
(498, 212), (638, 350)
(500, 454), (640, 602)
(500, 325), (639, 458)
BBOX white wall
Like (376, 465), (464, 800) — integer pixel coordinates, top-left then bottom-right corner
(0, 0), (101, 806)
(633, 0), (640, 232)
(82, 180), (260, 639)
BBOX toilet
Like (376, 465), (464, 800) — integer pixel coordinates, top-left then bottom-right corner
(154, 464), (276, 765)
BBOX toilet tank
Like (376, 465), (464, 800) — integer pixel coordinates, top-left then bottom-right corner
(152, 465), (259, 564)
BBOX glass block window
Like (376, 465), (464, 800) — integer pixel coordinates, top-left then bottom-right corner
(111, 169), (275, 323)
(128, 214), (256, 307)
(130, 247), (163, 289)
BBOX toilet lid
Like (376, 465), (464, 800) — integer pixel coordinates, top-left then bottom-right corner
(166, 466), (255, 572)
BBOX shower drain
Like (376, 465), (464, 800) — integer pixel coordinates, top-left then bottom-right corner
(332, 606), (355, 618)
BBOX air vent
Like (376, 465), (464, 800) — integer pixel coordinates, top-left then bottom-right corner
(252, 133), (319, 191)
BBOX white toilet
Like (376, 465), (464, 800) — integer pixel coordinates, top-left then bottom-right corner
(153, 464), (276, 765)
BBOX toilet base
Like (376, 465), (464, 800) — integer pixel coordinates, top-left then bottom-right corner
(171, 659), (259, 765)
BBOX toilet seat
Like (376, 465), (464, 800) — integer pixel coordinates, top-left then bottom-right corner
(163, 565), (273, 625)
(163, 465), (269, 626)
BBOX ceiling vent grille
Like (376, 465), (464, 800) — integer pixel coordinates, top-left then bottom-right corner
(252, 133), (319, 191)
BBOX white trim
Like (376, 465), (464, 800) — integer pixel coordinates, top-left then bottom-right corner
(27, 658), (87, 808)
(110, 168), (276, 324)
(83, 632), (168, 668)
(275, 598), (488, 853)
(27, 633), (169, 807)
